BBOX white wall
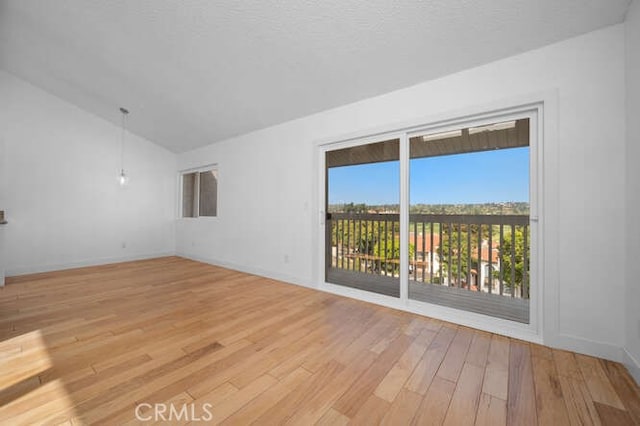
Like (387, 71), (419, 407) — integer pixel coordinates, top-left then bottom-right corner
(0, 70), (176, 275)
(177, 24), (628, 362)
(625, 0), (640, 382)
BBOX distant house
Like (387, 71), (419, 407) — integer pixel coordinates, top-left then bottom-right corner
(474, 242), (501, 293)
(409, 233), (502, 293)
(408, 232), (441, 280)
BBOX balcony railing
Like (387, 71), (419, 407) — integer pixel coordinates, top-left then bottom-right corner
(325, 212), (530, 323)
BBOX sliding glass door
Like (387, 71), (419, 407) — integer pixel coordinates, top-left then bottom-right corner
(323, 114), (534, 324)
(325, 138), (400, 297)
(408, 119), (531, 323)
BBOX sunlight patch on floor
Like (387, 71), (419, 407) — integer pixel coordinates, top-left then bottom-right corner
(0, 329), (81, 424)
(0, 378), (80, 424)
(0, 330), (52, 387)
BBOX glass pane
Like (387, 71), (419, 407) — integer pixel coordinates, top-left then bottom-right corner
(199, 170), (218, 217)
(408, 118), (531, 323)
(182, 172), (197, 218)
(325, 138), (400, 297)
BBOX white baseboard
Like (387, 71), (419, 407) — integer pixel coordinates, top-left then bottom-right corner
(544, 332), (625, 363)
(623, 348), (640, 386)
(176, 252), (316, 290)
(6, 251), (176, 277)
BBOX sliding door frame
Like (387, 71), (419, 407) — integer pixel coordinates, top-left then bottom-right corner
(316, 99), (547, 343)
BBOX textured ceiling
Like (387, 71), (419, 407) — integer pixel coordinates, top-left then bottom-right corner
(0, 0), (631, 152)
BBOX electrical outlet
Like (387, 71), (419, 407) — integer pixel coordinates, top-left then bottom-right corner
(284, 254), (289, 264)
(121, 242), (127, 249)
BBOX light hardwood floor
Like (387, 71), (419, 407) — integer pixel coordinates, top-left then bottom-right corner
(1, 257), (639, 425)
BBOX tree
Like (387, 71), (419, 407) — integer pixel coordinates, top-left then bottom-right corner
(342, 202), (367, 213)
(438, 224), (479, 287)
(373, 239), (415, 275)
(496, 227), (529, 297)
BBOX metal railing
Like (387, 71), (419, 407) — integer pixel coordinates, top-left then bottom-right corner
(326, 213), (530, 299)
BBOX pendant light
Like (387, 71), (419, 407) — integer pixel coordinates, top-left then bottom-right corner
(118, 107), (130, 186)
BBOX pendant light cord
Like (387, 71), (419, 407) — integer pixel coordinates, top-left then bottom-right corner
(120, 107), (129, 173)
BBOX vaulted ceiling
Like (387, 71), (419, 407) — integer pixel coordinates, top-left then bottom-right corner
(0, 0), (631, 152)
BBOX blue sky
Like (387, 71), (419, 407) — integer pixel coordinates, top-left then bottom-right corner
(328, 147), (529, 205)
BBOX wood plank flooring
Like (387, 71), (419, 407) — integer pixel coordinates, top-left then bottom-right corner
(1, 256), (639, 425)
